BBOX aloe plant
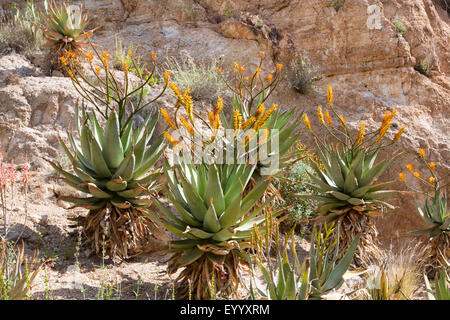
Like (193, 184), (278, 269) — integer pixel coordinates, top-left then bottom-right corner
(424, 267), (450, 300)
(40, 0), (94, 56)
(250, 223), (360, 300)
(298, 86), (403, 267)
(154, 160), (278, 299)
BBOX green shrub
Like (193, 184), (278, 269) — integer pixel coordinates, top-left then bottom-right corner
(287, 59), (321, 94)
(330, 0), (346, 12)
(164, 51), (227, 104)
(415, 60), (431, 76)
(0, 1), (43, 54)
(394, 20), (407, 35)
(275, 160), (317, 233)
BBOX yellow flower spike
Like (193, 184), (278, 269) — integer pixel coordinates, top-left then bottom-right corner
(255, 67), (261, 78)
(151, 52), (158, 61)
(233, 110), (242, 130)
(161, 108), (177, 130)
(325, 109), (333, 127)
(429, 162), (436, 172)
(95, 66), (100, 75)
(326, 85), (333, 107)
(163, 132), (178, 146)
(338, 114), (346, 126)
(303, 114), (312, 131)
(393, 126), (406, 143)
(241, 117), (257, 129)
(254, 103), (265, 119)
(217, 67), (223, 73)
(399, 172), (406, 183)
(128, 48), (134, 57)
(406, 164), (414, 173)
(59, 55), (68, 66)
(276, 63), (283, 72)
(259, 51), (265, 57)
(208, 111), (216, 128)
(357, 122), (366, 144)
(184, 94), (194, 123)
(418, 148), (426, 158)
(266, 74), (274, 83)
(163, 71), (171, 82)
(169, 82), (183, 101)
(85, 31), (92, 38)
(233, 62), (240, 73)
(413, 172), (421, 178)
(214, 97), (224, 116)
(255, 104), (277, 129)
(180, 115), (195, 136)
(101, 51), (110, 66)
(67, 69), (74, 78)
(317, 106), (325, 126)
(240, 65), (245, 74)
(244, 76), (249, 81)
(121, 59), (129, 72)
(86, 52), (93, 63)
(428, 176), (435, 183)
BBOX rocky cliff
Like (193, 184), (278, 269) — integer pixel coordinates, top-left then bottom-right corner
(0, 0), (449, 246)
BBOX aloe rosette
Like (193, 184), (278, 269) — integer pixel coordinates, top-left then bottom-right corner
(40, 1), (94, 57)
(46, 105), (166, 259)
(154, 159), (277, 299)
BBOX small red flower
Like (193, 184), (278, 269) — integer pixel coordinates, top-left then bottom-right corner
(21, 157), (30, 184)
(9, 160), (16, 184)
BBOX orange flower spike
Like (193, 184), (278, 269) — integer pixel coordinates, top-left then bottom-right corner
(86, 52), (93, 63)
(276, 63), (283, 72)
(428, 176), (436, 183)
(128, 48), (134, 57)
(101, 51), (110, 66)
(95, 66), (101, 75)
(254, 103), (265, 119)
(413, 172), (421, 178)
(214, 97), (224, 116)
(121, 59), (129, 72)
(393, 126), (406, 143)
(161, 108), (177, 130)
(217, 67), (223, 73)
(151, 52), (158, 61)
(255, 104), (277, 129)
(338, 114), (346, 126)
(406, 164), (414, 173)
(399, 172), (406, 183)
(357, 122), (366, 144)
(418, 148), (425, 158)
(233, 110), (242, 130)
(303, 114), (312, 131)
(325, 109), (333, 127)
(317, 106), (325, 126)
(169, 82), (183, 101)
(240, 65), (245, 74)
(266, 74), (274, 83)
(233, 62), (240, 73)
(180, 115), (195, 136)
(163, 71), (171, 82)
(326, 85), (333, 107)
(254, 67), (261, 79)
(259, 51), (265, 57)
(241, 117), (257, 129)
(163, 132), (178, 146)
(429, 162), (436, 172)
(208, 111), (216, 128)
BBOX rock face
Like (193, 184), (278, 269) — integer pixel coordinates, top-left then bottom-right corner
(0, 0), (448, 246)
